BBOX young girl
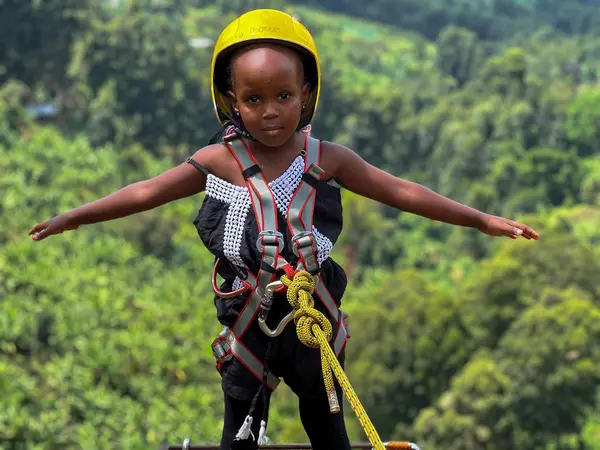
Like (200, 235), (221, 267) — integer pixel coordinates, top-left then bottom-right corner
(29, 9), (539, 450)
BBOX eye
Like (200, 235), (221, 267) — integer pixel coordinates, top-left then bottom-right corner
(246, 96), (260, 104)
(279, 93), (291, 100)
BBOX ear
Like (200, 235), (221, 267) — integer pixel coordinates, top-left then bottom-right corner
(301, 82), (310, 105)
(226, 90), (239, 112)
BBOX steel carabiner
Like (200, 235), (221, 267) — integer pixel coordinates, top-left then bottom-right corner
(258, 280), (295, 337)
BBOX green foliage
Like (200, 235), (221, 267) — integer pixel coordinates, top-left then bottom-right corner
(0, 0), (100, 93)
(63, 2), (215, 154)
(344, 270), (474, 436)
(2, 1), (600, 449)
(566, 85), (600, 157)
(415, 289), (600, 449)
(292, 0), (600, 41)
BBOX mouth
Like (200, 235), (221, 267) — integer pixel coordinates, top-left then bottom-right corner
(262, 125), (284, 131)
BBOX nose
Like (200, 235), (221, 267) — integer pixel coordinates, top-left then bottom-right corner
(262, 101), (279, 120)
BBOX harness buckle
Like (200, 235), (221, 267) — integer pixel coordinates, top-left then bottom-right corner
(290, 230), (316, 258)
(256, 230), (285, 253)
(211, 333), (233, 363)
(341, 310), (351, 339)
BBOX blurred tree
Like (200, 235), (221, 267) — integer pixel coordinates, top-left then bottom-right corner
(0, 0), (100, 93)
(344, 270), (473, 436)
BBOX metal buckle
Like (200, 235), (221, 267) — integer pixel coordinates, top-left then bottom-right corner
(341, 310), (351, 338)
(255, 230), (285, 253)
(211, 335), (233, 362)
(291, 230), (315, 258)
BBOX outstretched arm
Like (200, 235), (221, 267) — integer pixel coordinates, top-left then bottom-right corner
(323, 142), (539, 240)
(29, 144), (221, 241)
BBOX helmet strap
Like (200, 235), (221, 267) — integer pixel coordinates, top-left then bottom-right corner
(228, 110), (257, 141)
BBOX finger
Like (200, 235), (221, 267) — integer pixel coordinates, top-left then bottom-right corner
(510, 226), (531, 240)
(521, 225), (539, 240)
(28, 222), (48, 235)
(32, 226), (53, 241)
(32, 230), (46, 241)
(498, 224), (522, 240)
(506, 220), (539, 240)
(507, 226), (523, 238)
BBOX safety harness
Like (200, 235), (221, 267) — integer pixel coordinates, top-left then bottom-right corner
(197, 131), (421, 450)
(210, 131), (350, 389)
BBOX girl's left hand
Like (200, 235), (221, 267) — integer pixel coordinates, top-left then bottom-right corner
(478, 214), (540, 240)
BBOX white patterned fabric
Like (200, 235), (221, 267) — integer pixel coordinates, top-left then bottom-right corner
(270, 156), (304, 216)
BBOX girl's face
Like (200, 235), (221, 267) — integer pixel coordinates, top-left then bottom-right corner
(228, 44), (310, 148)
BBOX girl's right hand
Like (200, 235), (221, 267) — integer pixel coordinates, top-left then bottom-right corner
(28, 213), (79, 241)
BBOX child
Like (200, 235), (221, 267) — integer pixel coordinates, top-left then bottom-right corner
(29, 9), (539, 450)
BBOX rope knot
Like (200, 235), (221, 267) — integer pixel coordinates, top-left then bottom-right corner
(281, 271), (332, 347)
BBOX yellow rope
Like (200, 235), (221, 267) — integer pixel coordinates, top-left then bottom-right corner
(280, 271), (386, 450)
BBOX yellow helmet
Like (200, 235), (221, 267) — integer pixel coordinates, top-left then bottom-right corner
(211, 9), (321, 130)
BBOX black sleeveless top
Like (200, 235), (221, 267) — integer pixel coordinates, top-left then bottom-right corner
(193, 138), (348, 329)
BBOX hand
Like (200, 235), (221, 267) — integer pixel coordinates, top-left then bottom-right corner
(28, 213), (79, 241)
(478, 214), (539, 240)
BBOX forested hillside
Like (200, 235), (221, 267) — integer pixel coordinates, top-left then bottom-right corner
(2, 0), (600, 449)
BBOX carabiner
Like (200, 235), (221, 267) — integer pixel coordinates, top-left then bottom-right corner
(259, 310), (295, 337)
(258, 280), (295, 337)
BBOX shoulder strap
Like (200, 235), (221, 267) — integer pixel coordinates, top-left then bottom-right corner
(223, 134), (282, 339)
(303, 135), (320, 170)
(224, 135), (279, 237)
(286, 136), (324, 274)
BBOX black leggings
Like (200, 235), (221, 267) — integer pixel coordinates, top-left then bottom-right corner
(219, 380), (352, 450)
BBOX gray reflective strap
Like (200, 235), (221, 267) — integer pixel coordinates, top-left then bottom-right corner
(288, 168), (322, 236)
(242, 271), (257, 289)
(333, 311), (349, 356)
(288, 182), (315, 237)
(302, 166), (324, 231)
(305, 137), (341, 189)
(227, 138), (279, 239)
(305, 136), (320, 168)
(294, 235), (318, 274)
(314, 276), (341, 323)
(232, 250), (277, 337)
(254, 181), (278, 233)
(287, 138), (322, 274)
(247, 185), (265, 230)
(226, 137), (255, 171)
(289, 137), (322, 237)
(220, 327), (281, 389)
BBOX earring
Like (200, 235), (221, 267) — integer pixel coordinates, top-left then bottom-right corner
(302, 104), (306, 110)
